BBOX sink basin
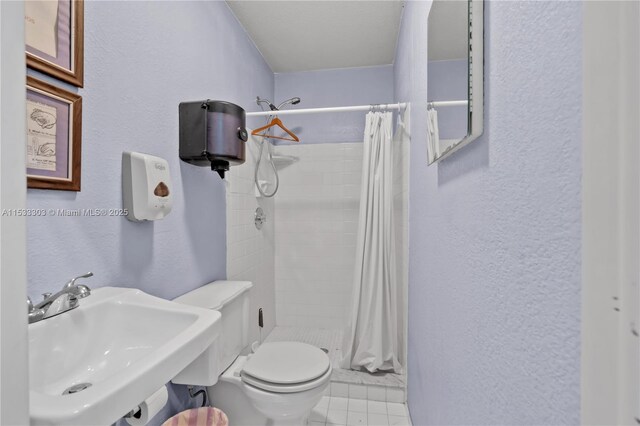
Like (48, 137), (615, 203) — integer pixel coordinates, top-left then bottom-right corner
(29, 287), (221, 425)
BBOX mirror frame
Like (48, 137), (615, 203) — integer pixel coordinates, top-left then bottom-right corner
(429, 0), (484, 164)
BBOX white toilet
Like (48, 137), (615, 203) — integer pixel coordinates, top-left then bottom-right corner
(172, 281), (332, 426)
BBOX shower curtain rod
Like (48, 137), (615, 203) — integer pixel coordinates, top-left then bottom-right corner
(427, 100), (468, 109)
(245, 100), (467, 117)
(246, 102), (407, 117)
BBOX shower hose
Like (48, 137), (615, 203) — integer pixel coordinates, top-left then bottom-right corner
(254, 116), (279, 198)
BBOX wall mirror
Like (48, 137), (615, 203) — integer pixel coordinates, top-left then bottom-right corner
(427, 0), (484, 164)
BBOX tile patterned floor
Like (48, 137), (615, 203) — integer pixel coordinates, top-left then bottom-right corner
(307, 396), (412, 426)
(265, 326), (406, 388)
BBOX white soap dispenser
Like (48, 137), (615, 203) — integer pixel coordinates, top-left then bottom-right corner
(122, 152), (173, 222)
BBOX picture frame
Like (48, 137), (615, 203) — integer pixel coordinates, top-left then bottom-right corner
(26, 76), (82, 191)
(25, 0), (84, 87)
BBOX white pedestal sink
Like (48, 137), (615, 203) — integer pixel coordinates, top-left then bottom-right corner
(28, 287), (221, 425)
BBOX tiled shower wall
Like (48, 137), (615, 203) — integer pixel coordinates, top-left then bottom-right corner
(226, 136), (276, 345)
(273, 143), (364, 329)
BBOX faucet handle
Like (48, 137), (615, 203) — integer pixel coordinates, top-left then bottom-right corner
(63, 272), (94, 289)
(27, 296), (46, 324)
(42, 292), (52, 300)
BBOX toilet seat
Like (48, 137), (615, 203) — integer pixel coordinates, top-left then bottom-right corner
(241, 342), (331, 393)
(242, 363), (332, 393)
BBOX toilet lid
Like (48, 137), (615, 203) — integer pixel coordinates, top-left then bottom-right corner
(241, 342), (330, 385)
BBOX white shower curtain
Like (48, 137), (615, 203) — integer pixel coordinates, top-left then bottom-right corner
(341, 111), (401, 373)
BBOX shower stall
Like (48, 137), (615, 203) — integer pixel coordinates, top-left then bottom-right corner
(226, 99), (410, 402)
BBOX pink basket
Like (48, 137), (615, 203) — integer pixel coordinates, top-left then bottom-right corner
(162, 407), (228, 426)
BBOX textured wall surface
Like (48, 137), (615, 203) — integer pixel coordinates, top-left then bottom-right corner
(274, 66), (394, 144)
(25, 2), (273, 424)
(395, 1), (582, 424)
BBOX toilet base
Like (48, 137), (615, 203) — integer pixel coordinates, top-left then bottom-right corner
(208, 375), (267, 425)
(207, 356), (327, 426)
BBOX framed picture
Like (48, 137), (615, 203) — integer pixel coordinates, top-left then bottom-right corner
(25, 0), (84, 87)
(26, 76), (82, 191)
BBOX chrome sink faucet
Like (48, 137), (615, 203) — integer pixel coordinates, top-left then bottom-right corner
(28, 272), (93, 324)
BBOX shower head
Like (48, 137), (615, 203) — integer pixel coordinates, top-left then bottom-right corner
(277, 97), (301, 110)
(256, 96), (301, 112)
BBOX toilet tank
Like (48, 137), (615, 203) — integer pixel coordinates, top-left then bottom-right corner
(171, 280), (253, 385)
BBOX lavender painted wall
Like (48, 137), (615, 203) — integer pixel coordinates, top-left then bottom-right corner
(273, 66), (394, 144)
(428, 59), (467, 140)
(26, 1), (273, 423)
(395, 1), (581, 424)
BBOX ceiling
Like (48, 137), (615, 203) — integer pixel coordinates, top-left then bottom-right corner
(226, 0), (405, 73)
(428, 0), (468, 61)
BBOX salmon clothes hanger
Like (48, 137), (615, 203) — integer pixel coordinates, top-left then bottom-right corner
(251, 117), (300, 142)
